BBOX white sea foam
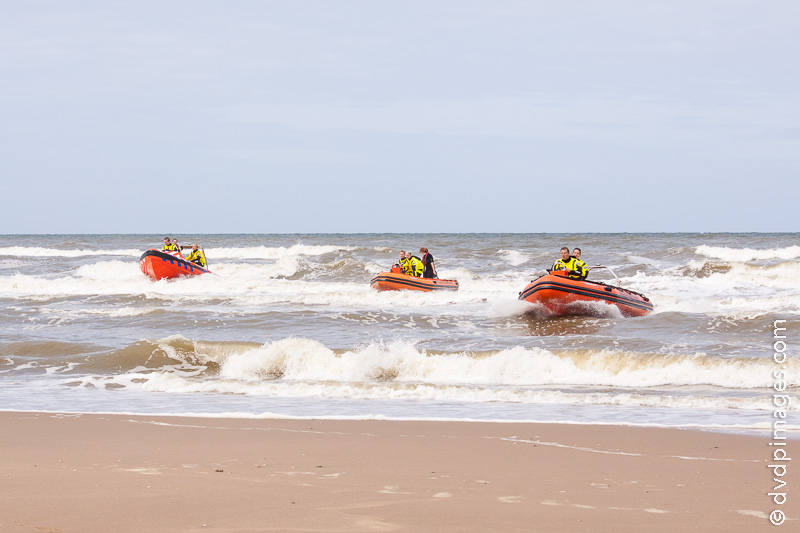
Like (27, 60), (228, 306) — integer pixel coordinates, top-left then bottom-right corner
(106, 335), (795, 417)
(161, 338), (795, 391)
(696, 245), (800, 262)
(0, 259), (519, 309)
(626, 255), (671, 268)
(498, 249), (530, 267)
(76, 260), (146, 281)
(211, 256), (304, 279)
(208, 244), (355, 260)
(0, 270), (153, 298)
(4, 252), (799, 319)
(40, 307), (156, 320)
(140, 372), (769, 412)
(488, 298), (538, 318)
(628, 261), (800, 317)
(0, 244), (353, 261)
(0, 247), (140, 258)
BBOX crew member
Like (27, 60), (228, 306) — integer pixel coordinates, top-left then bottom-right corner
(419, 247), (438, 279)
(572, 248), (588, 278)
(162, 237), (178, 252)
(185, 244), (206, 268)
(396, 251), (409, 274)
(552, 247), (587, 280)
(405, 252), (424, 277)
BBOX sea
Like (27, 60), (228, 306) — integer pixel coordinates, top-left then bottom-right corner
(1, 233), (797, 433)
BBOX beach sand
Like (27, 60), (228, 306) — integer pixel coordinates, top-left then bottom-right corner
(0, 412), (790, 532)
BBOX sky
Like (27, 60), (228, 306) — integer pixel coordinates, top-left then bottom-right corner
(1, 1), (798, 234)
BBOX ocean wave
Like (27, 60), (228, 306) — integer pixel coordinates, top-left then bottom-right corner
(105, 337), (796, 390)
(38, 306), (157, 321)
(208, 244), (356, 260)
(2, 242), (799, 320)
(0, 263), (510, 307)
(0, 246), (141, 258)
(3, 261), (798, 318)
(696, 245), (800, 262)
(677, 260), (732, 278)
(74, 337), (785, 413)
(2, 337), (259, 376)
(15, 337), (793, 392)
(498, 249), (530, 267)
(76, 260), (147, 281)
(623, 260), (800, 318)
(235, 339), (786, 388)
(140, 373), (768, 412)
(0, 340), (105, 360)
(625, 255), (672, 269)
(0, 270), (153, 298)
(0, 259), (27, 269)
(0, 244), (355, 261)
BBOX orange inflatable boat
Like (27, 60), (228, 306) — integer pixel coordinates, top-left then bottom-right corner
(139, 249), (210, 280)
(371, 268), (458, 292)
(518, 269), (653, 317)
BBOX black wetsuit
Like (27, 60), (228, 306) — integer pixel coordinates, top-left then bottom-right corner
(422, 253), (436, 279)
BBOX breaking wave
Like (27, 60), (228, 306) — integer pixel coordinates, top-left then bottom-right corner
(9, 336), (792, 414)
(696, 245), (800, 262)
(0, 247), (140, 258)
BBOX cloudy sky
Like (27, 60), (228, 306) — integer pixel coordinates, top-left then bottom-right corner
(1, 1), (798, 233)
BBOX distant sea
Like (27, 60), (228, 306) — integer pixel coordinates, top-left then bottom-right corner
(1, 233), (797, 432)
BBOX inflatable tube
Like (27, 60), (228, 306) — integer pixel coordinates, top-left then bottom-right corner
(518, 272), (653, 317)
(370, 272), (458, 292)
(139, 249), (210, 280)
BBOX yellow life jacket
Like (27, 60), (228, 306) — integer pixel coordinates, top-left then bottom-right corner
(399, 258), (412, 276)
(407, 256), (424, 277)
(553, 257), (587, 279)
(186, 249), (206, 267)
(162, 244), (178, 251)
(573, 258), (588, 278)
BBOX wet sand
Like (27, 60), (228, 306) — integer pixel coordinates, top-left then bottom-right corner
(0, 412), (791, 532)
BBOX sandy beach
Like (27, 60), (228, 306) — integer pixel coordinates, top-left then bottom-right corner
(0, 412), (790, 532)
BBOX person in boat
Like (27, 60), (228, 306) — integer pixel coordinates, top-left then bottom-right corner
(185, 244), (206, 268)
(572, 248), (588, 278)
(405, 252), (424, 277)
(552, 247), (587, 280)
(419, 247), (438, 279)
(399, 251), (414, 276)
(394, 251), (408, 274)
(162, 237), (178, 252)
(171, 238), (186, 257)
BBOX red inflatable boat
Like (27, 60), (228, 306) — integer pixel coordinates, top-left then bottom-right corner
(139, 249), (210, 280)
(518, 268), (653, 317)
(371, 268), (458, 292)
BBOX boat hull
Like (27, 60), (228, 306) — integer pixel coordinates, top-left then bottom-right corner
(370, 272), (458, 292)
(139, 249), (209, 280)
(518, 274), (653, 317)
